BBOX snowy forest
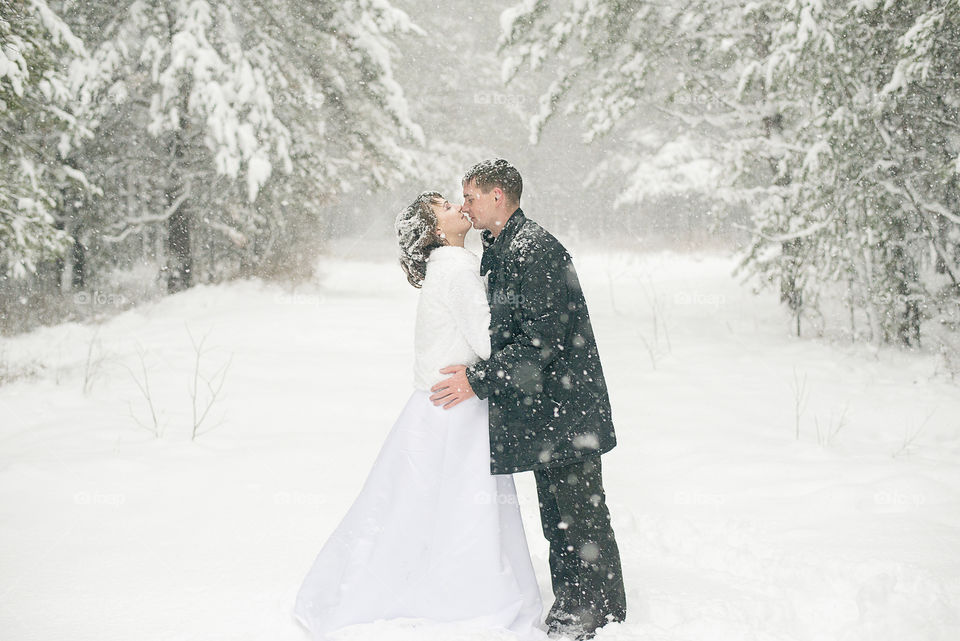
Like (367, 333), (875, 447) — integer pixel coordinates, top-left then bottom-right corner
(2, 0), (958, 349)
(4, 3), (960, 640)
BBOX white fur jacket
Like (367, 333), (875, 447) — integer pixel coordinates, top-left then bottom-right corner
(413, 246), (491, 391)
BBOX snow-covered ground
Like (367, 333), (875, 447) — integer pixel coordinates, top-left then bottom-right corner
(1, 247), (959, 641)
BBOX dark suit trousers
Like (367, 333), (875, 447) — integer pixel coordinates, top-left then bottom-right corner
(534, 455), (627, 628)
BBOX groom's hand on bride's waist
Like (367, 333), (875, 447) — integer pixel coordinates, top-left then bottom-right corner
(429, 365), (476, 410)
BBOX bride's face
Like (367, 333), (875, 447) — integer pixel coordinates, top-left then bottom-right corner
(431, 198), (471, 239)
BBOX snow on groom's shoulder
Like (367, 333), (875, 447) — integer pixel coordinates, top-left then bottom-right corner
(511, 220), (567, 264)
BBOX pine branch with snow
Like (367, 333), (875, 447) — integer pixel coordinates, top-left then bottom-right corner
(499, 0), (960, 345)
(0, 0), (89, 279)
(59, 0), (434, 293)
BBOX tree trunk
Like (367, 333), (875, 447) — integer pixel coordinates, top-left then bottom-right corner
(163, 8), (193, 294)
(59, 234), (75, 295)
(780, 237), (803, 337)
(165, 69), (192, 293)
(71, 227), (86, 290)
(880, 214), (921, 347)
(58, 217), (85, 293)
(166, 198), (192, 293)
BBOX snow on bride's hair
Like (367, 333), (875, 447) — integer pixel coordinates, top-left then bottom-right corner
(395, 191), (447, 288)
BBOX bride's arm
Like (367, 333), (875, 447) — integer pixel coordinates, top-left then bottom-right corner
(445, 266), (492, 360)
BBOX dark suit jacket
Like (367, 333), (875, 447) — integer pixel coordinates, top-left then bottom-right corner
(466, 209), (617, 474)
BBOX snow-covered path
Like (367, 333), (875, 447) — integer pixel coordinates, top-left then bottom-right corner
(1, 249), (958, 641)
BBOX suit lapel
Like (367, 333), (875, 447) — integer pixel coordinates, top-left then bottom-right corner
(480, 209), (525, 276)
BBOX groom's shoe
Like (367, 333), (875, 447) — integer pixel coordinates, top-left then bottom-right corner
(545, 610), (600, 640)
(548, 608), (627, 640)
(547, 621), (595, 640)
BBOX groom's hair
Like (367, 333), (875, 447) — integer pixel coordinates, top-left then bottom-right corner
(462, 159), (522, 204)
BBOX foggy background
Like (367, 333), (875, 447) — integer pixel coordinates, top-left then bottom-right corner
(2, 0), (750, 338)
(356, 0), (738, 250)
(2, 0), (957, 348)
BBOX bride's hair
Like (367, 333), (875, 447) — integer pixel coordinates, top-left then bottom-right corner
(395, 191), (448, 288)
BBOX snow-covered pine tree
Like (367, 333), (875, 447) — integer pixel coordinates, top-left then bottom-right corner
(0, 0), (88, 282)
(500, 0), (960, 345)
(736, 0), (960, 345)
(874, 2), (960, 345)
(498, 0), (763, 244)
(65, 0), (429, 292)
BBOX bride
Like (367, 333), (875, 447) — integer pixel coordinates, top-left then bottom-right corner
(293, 192), (545, 640)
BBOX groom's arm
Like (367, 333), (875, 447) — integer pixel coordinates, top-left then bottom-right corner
(465, 248), (570, 401)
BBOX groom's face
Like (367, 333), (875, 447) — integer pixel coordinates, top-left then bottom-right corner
(461, 179), (498, 231)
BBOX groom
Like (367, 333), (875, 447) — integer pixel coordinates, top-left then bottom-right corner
(430, 159), (626, 639)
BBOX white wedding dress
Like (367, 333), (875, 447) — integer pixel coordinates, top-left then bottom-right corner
(294, 246), (545, 640)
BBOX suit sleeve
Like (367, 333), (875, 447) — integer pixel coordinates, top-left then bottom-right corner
(466, 249), (570, 400)
(446, 266), (492, 361)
